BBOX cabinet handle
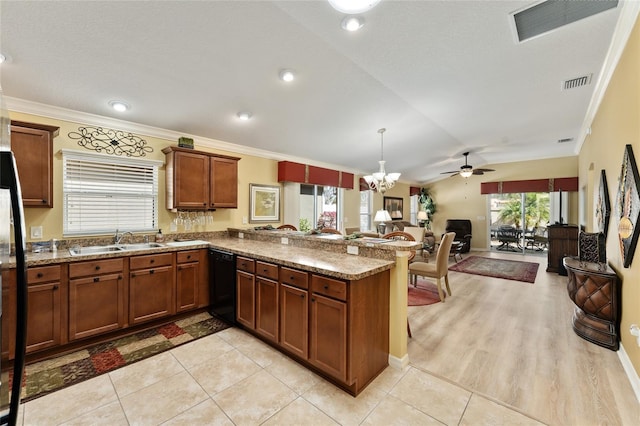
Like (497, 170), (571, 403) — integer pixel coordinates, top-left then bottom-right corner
(118, 275), (122, 280)
(187, 255), (191, 259)
(311, 298), (315, 302)
(37, 272), (43, 278)
(131, 273), (136, 278)
(150, 259), (155, 264)
(52, 285), (58, 290)
(95, 265), (101, 271)
(93, 277), (99, 283)
(150, 269), (155, 274)
(41, 199), (47, 204)
(324, 285), (329, 290)
(300, 294), (305, 298)
(290, 276), (295, 280)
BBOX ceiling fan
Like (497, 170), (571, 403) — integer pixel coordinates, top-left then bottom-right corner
(440, 152), (495, 178)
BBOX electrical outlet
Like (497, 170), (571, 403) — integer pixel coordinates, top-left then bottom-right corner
(238, 232), (244, 239)
(281, 237), (289, 245)
(30, 226), (43, 239)
(242, 216), (248, 224)
(347, 245), (359, 255)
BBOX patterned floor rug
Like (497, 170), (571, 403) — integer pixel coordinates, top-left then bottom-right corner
(408, 279), (443, 306)
(17, 311), (230, 403)
(448, 255), (539, 283)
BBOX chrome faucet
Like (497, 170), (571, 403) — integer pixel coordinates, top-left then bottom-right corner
(114, 229), (134, 245)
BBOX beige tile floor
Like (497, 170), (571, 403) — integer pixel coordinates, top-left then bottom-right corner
(18, 326), (545, 425)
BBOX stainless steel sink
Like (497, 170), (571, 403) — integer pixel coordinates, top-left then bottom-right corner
(120, 242), (164, 250)
(69, 245), (125, 256)
(69, 242), (164, 256)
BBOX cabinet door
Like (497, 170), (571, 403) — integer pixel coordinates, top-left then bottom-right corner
(280, 283), (308, 358)
(69, 273), (125, 341)
(173, 151), (210, 209)
(129, 266), (174, 325)
(1, 270), (16, 360)
(310, 293), (347, 382)
(236, 270), (255, 329)
(176, 262), (199, 313)
(11, 124), (56, 207)
(27, 282), (62, 353)
(256, 277), (278, 342)
(210, 156), (238, 208)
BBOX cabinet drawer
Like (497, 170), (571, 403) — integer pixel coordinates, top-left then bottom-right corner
(130, 253), (173, 270)
(311, 275), (347, 302)
(256, 261), (278, 280)
(177, 250), (200, 264)
(237, 257), (255, 273)
(280, 267), (308, 290)
(69, 258), (124, 278)
(27, 265), (61, 284)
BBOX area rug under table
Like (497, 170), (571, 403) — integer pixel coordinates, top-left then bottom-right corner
(448, 255), (539, 283)
(17, 311), (230, 403)
(408, 279), (444, 306)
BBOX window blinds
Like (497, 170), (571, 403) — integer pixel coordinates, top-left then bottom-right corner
(62, 150), (161, 236)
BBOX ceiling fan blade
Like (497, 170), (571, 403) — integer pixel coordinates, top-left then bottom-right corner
(474, 168), (495, 172)
(440, 170), (459, 174)
(472, 170), (485, 175)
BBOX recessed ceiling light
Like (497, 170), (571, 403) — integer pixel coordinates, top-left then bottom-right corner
(279, 69), (295, 82)
(0, 54), (6, 64)
(328, 0), (381, 14)
(237, 112), (252, 121)
(341, 16), (364, 31)
(109, 100), (130, 112)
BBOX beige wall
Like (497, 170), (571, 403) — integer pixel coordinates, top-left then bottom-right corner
(10, 111), (280, 241)
(427, 156), (579, 248)
(579, 16), (640, 374)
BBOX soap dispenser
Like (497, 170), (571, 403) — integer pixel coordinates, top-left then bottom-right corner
(156, 229), (164, 243)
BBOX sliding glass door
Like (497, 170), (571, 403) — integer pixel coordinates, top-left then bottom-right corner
(489, 192), (550, 254)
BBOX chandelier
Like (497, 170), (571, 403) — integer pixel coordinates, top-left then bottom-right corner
(363, 128), (400, 193)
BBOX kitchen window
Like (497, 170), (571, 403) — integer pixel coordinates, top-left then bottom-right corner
(62, 150), (162, 236)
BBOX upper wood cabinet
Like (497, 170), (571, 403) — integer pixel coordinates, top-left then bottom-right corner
(163, 146), (240, 210)
(10, 120), (60, 207)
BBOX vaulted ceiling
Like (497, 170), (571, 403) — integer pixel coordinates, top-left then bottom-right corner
(0, 1), (632, 183)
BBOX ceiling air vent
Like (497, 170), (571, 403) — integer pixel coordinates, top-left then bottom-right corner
(513, 0), (618, 43)
(557, 138), (574, 144)
(563, 74), (592, 90)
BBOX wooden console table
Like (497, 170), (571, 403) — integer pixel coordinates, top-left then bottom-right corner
(563, 257), (620, 351)
(547, 225), (578, 273)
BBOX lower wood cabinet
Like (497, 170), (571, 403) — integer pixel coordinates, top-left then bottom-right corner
(176, 250), (199, 312)
(129, 253), (174, 325)
(69, 258), (125, 341)
(1, 269), (16, 360)
(26, 265), (66, 353)
(235, 256), (390, 396)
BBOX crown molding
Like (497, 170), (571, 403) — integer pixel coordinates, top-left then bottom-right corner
(576, 1), (640, 153)
(5, 96), (364, 176)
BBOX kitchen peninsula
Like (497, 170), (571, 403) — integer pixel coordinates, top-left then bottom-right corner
(209, 228), (414, 395)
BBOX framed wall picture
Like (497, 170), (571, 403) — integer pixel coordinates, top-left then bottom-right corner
(249, 183), (280, 223)
(383, 196), (403, 220)
(596, 169), (611, 239)
(615, 145), (640, 268)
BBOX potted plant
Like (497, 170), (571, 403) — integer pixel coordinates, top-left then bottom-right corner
(418, 188), (436, 230)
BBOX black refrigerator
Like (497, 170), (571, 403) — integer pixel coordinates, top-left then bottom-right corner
(0, 88), (28, 425)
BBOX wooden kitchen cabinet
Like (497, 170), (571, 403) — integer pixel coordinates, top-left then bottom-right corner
(176, 250), (199, 312)
(279, 267), (308, 359)
(236, 257), (256, 329)
(10, 120), (59, 207)
(255, 261), (279, 343)
(129, 253), (175, 325)
(163, 146), (240, 210)
(1, 269), (16, 360)
(26, 265), (66, 353)
(68, 258), (125, 341)
(309, 275), (348, 382)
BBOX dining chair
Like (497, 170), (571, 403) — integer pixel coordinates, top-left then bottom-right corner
(277, 224), (298, 231)
(408, 232), (455, 302)
(382, 231), (416, 262)
(382, 231), (417, 337)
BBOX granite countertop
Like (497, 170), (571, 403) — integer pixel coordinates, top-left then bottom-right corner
(208, 237), (395, 280)
(6, 236), (395, 280)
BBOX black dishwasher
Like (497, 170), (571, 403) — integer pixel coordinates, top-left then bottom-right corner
(209, 249), (237, 325)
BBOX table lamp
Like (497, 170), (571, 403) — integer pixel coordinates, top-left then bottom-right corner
(417, 210), (428, 227)
(374, 209), (392, 233)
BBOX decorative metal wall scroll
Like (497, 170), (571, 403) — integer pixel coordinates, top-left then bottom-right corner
(615, 144), (640, 268)
(596, 169), (611, 239)
(68, 126), (153, 157)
